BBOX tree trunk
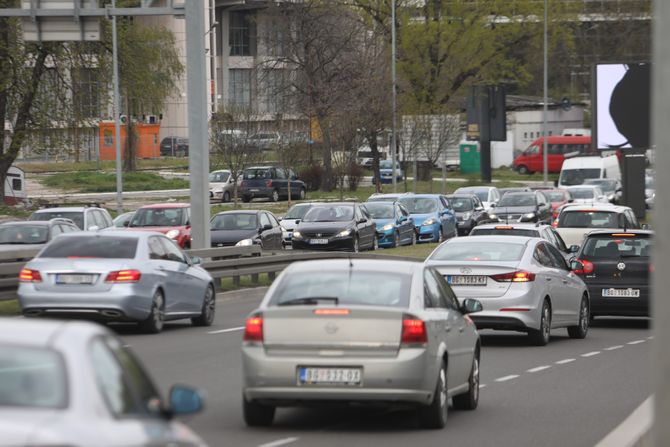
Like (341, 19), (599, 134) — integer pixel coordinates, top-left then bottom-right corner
(320, 115), (333, 192)
(367, 131), (382, 193)
(123, 95), (137, 172)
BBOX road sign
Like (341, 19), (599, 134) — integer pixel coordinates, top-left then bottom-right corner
(21, 1), (100, 41)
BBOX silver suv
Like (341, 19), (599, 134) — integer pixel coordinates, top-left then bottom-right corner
(28, 206), (113, 231)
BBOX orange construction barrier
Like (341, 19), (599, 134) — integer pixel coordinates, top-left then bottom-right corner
(99, 121), (160, 160)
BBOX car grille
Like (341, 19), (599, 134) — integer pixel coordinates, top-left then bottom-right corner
(301, 231), (337, 238)
(497, 214), (522, 221)
(212, 241), (237, 247)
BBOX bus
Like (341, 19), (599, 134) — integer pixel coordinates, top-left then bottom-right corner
(512, 136), (594, 174)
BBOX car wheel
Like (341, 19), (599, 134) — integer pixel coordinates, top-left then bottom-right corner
(353, 235), (360, 253)
(299, 188), (306, 200)
(518, 165), (530, 175)
(372, 236), (379, 251)
(419, 361), (448, 429)
(393, 231), (400, 248)
(528, 299), (551, 346)
(453, 352), (480, 411)
(271, 189), (280, 202)
(139, 289), (164, 334)
(411, 230), (417, 245)
(243, 396), (275, 427)
(192, 285), (216, 327)
(567, 295), (590, 339)
(222, 191), (231, 203)
(437, 227), (444, 243)
(242, 196), (251, 203)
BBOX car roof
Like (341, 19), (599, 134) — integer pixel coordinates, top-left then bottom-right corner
(446, 235), (536, 245)
(566, 185), (600, 190)
(0, 221), (51, 227)
(214, 210), (263, 216)
(502, 191), (535, 197)
(285, 258), (421, 274)
(33, 207), (88, 213)
(54, 230), (156, 240)
(210, 169), (231, 173)
(585, 229), (653, 237)
(246, 166), (277, 169)
(309, 202), (356, 207)
(137, 203), (190, 209)
(473, 222), (546, 230)
(0, 318), (105, 347)
(404, 194), (442, 199)
(456, 186), (494, 191)
(561, 204), (631, 212)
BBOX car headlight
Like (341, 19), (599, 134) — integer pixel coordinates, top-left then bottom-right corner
(337, 229), (352, 237)
(422, 218), (437, 226)
(292, 231), (302, 239)
(166, 229), (180, 239)
(462, 213), (472, 221)
(523, 213), (536, 220)
(382, 223), (394, 231)
(235, 238), (253, 246)
(489, 214), (498, 220)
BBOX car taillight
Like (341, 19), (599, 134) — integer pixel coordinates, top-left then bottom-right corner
(265, 179), (273, 188)
(105, 270), (141, 283)
(490, 271), (536, 282)
(19, 268), (42, 282)
(573, 259), (594, 275)
(401, 317), (427, 344)
(244, 315), (264, 342)
(551, 219), (558, 228)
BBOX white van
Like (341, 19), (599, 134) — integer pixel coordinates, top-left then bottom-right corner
(557, 155), (620, 189)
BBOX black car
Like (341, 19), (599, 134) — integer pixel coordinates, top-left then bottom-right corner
(447, 194), (492, 235)
(210, 210), (284, 250)
(571, 230), (652, 318)
(240, 166), (307, 203)
(160, 136), (189, 157)
(291, 203), (377, 252)
(498, 187), (531, 197)
(489, 191), (552, 224)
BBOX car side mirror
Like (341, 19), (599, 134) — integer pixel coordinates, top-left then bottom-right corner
(642, 223), (650, 230)
(489, 203), (496, 208)
(570, 260), (584, 272)
(277, 216), (283, 222)
(168, 385), (204, 416)
(123, 220), (130, 227)
(475, 207), (484, 211)
(554, 180), (559, 187)
(461, 298), (483, 315)
(358, 218), (367, 224)
(88, 225), (100, 231)
(190, 256), (203, 265)
(568, 199), (574, 203)
(260, 224), (273, 232)
(569, 244), (580, 253)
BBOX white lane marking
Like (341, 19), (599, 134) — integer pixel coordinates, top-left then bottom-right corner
(605, 345), (624, 351)
(648, 336), (655, 340)
(582, 351), (601, 357)
(527, 365), (551, 373)
(207, 326), (245, 334)
(258, 438), (300, 447)
(556, 358), (576, 365)
(479, 384), (487, 389)
(495, 375), (519, 382)
(628, 340), (646, 345)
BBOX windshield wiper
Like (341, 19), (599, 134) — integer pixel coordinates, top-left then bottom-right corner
(278, 297), (339, 306)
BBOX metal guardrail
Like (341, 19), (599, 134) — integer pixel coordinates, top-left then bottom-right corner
(0, 245), (420, 302)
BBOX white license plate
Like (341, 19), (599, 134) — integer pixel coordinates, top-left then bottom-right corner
(602, 288), (640, 298)
(250, 189), (260, 192)
(448, 275), (488, 286)
(309, 239), (329, 245)
(299, 367), (362, 385)
(56, 274), (96, 285)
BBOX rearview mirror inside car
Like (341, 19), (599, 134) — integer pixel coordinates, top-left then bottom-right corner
(461, 298), (483, 314)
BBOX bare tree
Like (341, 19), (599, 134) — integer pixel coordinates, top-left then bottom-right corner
(400, 116), (431, 191)
(419, 114), (461, 192)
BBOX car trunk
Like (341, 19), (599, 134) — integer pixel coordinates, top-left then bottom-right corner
(432, 261), (521, 298)
(31, 259), (135, 293)
(586, 257), (649, 287)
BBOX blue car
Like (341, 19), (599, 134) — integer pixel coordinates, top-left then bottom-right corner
(366, 192), (413, 203)
(397, 194), (458, 243)
(362, 201), (416, 248)
(373, 160), (403, 184)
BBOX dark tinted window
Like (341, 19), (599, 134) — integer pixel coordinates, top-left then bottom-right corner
(0, 225), (49, 244)
(243, 168), (271, 180)
(284, 204), (312, 219)
(448, 197), (474, 212)
(40, 236), (138, 259)
(431, 269), (460, 310)
(130, 207), (186, 227)
(533, 244), (554, 267)
(582, 234), (652, 258)
(424, 269), (447, 309)
(498, 193), (536, 207)
(545, 243), (569, 270)
(30, 211), (84, 230)
(558, 211), (619, 228)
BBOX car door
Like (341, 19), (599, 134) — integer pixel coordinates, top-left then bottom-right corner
(534, 243), (571, 325)
(274, 168), (289, 198)
(545, 242), (582, 325)
(258, 213), (276, 249)
(267, 213), (285, 249)
(147, 236), (185, 315)
(396, 204), (414, 243)
(440, 196), (457, 236)
(153, 236), (195, 314)
(356, 205), (375, 249)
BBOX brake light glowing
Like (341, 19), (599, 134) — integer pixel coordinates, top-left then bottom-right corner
(19, 268), (42, 282)
(105, 270), (141, 283)
(495, 226), (513, 230)
(611, 234), (635, 237)
(313, 308), (350, 315)
(244, 316), (264, 342)
(490, 271), (536, 282)
(552, 219), (558, 228)
(573, 259), (594, 275)
(401, 318), (427, 344)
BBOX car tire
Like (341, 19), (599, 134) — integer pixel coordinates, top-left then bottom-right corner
(191, 284), (216, 327)
(528, 299), (551, 346)
(222, 191), (231, 203)
(453, 352), (480, 411)
(299, 188), (306, 200)
(419, 361), (448, 429)
(567, 295), (590, 339)
(353, 235), (360, 253)
(243, 397), (275, 427)
(437, 227), (444, 243)
(411, 231), (417, 245)
(518, 165), (530, 175)
(139, 289), (165, 334)
(393, 231), (400, 248)
(372, 236), (379, 251)
(242, 196), (251, 203)
(271, 189), (280, 202)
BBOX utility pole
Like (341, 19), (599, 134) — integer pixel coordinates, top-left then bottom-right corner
(542, 0), (549, 186)
(112, 0), (123, 214)
(391, 0), (398, 193)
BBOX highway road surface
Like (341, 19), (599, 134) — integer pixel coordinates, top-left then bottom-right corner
(117, 288), (652, 447)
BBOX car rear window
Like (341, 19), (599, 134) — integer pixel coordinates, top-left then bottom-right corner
(429, 241), (526, 261)
(558, 211), (618, 228)
(40, 236), (138, 259)
(470, 228), (537, 237)
(270, 270), (412, 308)
(29, 211), (83, 230)
(0, 225), (49, 244)
(582, 234), (652, 258)
(0, 346), (67, 409)
(243, 168), (271, 180)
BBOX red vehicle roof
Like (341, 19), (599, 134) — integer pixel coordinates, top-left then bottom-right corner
(137, 203), (190, 209)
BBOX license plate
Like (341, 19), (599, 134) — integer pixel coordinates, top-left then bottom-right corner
(447, 275), (487, 286)
(299, 367), (362, 385)
(249, 189), (259, 192)
(602, 288), (640, 298)
(309, 239), (329, 244)
(56, 274), (96, 285)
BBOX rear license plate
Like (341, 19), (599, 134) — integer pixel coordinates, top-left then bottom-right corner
(602, 288), (640, 298)
(447, 275), (487, 286)
(56, 274), (96, 285)
(309, 239), (329, 245)
(298, 367), (362, 385)
(250, 189), (260, 192)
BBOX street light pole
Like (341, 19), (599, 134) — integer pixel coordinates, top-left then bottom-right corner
(111, 0), (123, 214)
(542, 0), (549, 186)
(391, 0), (397, 193)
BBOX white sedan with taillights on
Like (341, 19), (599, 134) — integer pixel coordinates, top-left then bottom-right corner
(425, 236), (590, 346)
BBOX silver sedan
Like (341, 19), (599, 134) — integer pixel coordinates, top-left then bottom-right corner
(241, 259), (482, 429)
(0, 318), (206, 447)
(425, 236), (590, 346)
(18, 231), (216, 333)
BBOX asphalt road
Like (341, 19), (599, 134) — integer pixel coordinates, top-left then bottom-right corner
(118, 288), (652, 447)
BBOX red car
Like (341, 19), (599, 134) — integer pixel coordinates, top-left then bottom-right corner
(539, 189), (574, 222)
(125, 203), (191, 248)
(512, 136), (592, 174)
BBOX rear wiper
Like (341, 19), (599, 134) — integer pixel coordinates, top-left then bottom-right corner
(278, 297), (339, 306)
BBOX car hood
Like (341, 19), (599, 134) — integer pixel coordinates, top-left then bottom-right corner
(410, 213), (437, 226)
(492, 206), (535, 214)
(280, 219), (301, 231)
(296, 222), (353, 233)
(453, 210), (474, 219)
(210, 229), (257, 244)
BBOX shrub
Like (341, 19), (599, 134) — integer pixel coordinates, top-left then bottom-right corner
(347, 162), (364, 191)
(298, 165), (324, 191)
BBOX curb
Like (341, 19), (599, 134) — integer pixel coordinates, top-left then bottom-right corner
(596, 396), (653, 447)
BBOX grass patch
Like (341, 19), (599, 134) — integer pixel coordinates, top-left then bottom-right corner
(443, 166), (559, 183)
(379, 242), (439, 260)
(0, 206), (33, 219)
(0, 300), (20, 316)
(18, 159), (190, 174)
(41, 171), (189, 193)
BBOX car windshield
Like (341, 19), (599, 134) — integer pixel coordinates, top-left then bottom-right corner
(558, 211), (619, 228)
(582, 234), (651, 258)
(243, 168), (271, 180)
(470, 228), (537, 237)
(211, 213), (257, 230)
(209, 171), (230, 182)
(448, 197), (474, 212)
(0, 346), (67, 409)
(29, 211), (83, 230)
(284, 204), (312, 219)
(0, 225), (48, 244)
(113, 212), (134, 228)
(585, 179), (616, 193)
(130, 208), (186, 227)
(363, 203), (394, 219)
(367, 196), (399, 202)
(569, 188), (596, 199)
(456, 188), (490, 202)
(270, 270), (412, 308)
(302, 205), (354, 222)
(398, 197), (438, 213)
(40, 236), (138, 259)
(559, 168), (601, 186)
(429, 241), (526, 261)
(544, 191), (568, 201)
(498, 194), (536, 207)
(379, 160), (397, 169)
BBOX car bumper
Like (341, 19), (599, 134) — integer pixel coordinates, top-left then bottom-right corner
(242, 346), (434, 406)
(292, 237), (355, 251)
(377, 230), (396, 247)
(241, 188), (272, 199)
(461, 286), (542, 332)
(417, 224), (438, 243)
(457, 221), (474, 235)
(586, 284), (650, 317)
